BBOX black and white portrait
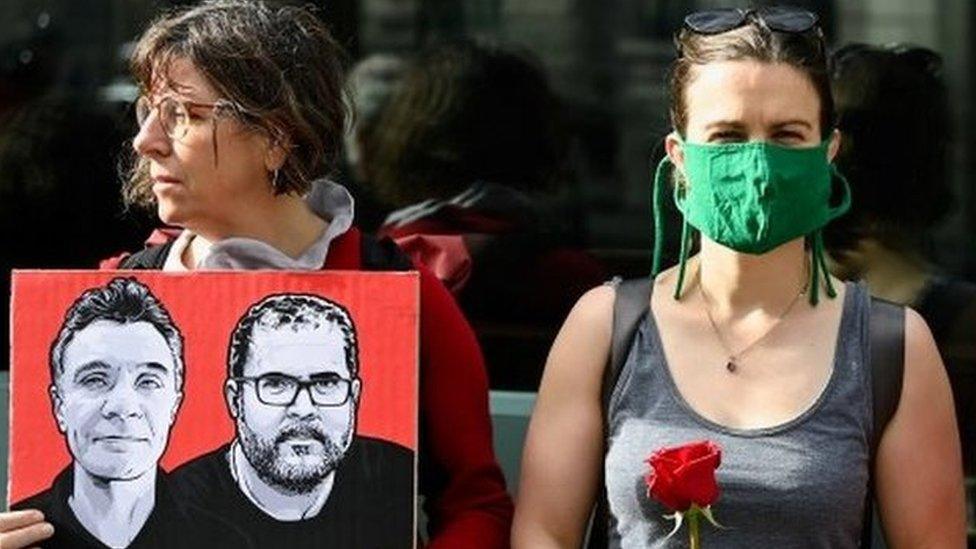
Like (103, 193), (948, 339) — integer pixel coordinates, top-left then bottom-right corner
(12, 277), (249, 549)
(168, 293), (414, 548)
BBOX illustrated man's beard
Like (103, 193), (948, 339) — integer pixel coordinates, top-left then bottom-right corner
(238, 419), (353, 495)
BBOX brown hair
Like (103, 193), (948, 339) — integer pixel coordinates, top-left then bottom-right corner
(669, 18), (833, 138)
(360, 40), (567, 207)
(124, 0), (348, 208)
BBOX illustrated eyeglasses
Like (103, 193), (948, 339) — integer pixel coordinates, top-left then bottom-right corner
(135, 95), (240, 142)
(233, 373), (356, 407)
(683, 6), (819, 35)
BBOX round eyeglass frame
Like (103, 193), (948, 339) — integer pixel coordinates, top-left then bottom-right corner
(135, 95), (241, 142)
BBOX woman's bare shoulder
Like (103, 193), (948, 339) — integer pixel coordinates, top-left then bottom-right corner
(540, 284), (616, 390)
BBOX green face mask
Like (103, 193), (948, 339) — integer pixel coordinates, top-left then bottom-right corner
(652, 138), (852, 305)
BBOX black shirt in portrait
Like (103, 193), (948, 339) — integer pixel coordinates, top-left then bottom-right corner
(12, 467), (252, 549)
(168, 436), (415, 549)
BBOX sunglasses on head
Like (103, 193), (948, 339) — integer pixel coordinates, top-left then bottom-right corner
(683, 6), (819, 35)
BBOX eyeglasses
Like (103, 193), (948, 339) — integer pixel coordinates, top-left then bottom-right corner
(234, 373), (356, 407)
(135, 95), (239, 141)
(683, 6), (819, 35)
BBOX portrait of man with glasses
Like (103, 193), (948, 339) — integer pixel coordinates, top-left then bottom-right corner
(168, 293), (414, 548)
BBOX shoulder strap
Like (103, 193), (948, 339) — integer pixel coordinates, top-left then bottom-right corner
(869, 297), (905, 448)
(588, 277), (652, 549)
(118, 241), (174, 270)
(602, 278), (653, 411)
(359, 233), (415, 272)
(862, 296), (906, 548)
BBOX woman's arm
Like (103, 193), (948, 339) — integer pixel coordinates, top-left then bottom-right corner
(875, 308), (966, 548)
(512, 286), (614, 548)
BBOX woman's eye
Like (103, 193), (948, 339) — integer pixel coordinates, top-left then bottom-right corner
(773, 131), (806, 144)
(709, 131), (744, 143)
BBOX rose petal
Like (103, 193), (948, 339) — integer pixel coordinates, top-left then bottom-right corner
(645, 441), (722, 511)
(674, 456), (720, 507)
(646, 463), (688, 511)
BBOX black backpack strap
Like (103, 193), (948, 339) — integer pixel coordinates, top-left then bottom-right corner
(118, 241), (174, 270)
(116, 234), (412, 271)
(862, 296), (906, 548)
(587, 277), (652, 549)
(603, 278), (653, 409)
(359, 233), (415, 271)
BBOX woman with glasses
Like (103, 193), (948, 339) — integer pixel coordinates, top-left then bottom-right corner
(0, 1), (512, 548)
(513, 7), (964, 548)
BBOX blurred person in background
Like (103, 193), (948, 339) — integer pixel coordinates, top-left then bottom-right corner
(827, 43), (976, 486)
(360, 40), (606, 389)
(342, 53), (409, 231)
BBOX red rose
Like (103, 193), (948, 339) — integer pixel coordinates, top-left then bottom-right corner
(644, 440), (722, 512)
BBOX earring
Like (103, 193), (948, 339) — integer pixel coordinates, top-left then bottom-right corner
(270, 168), (280, 191)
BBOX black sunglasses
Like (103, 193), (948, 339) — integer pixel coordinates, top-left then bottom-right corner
(684, 6), (819, 35)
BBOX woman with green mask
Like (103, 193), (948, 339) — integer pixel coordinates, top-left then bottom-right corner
(512, 7), (965, 548)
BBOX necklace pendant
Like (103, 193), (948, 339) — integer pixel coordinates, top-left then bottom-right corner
(726, 360), (737, 373)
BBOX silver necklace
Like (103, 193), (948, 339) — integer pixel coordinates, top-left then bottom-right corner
(698, 269), (809, 373)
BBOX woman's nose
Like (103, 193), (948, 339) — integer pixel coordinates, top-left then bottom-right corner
(132, 108), (171, 159)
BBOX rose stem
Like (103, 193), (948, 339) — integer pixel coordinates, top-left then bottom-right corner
(688, 507), (701, 549)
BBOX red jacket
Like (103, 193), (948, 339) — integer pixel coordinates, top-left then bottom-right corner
(102, 226), (514, 548)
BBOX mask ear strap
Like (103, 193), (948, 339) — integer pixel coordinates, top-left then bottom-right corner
(809, 233), (821, 306)
(816, 229), (837, 298)
(652, 154), (693, 299)
(652, 156), (670, 276)
(674, 219), (692, 300)
(827, 165), (853, 219)
(808, 229), (837, 306)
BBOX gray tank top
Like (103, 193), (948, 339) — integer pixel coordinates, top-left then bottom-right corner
(605, 282), (871, 548)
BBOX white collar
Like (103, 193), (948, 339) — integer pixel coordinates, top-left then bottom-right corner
(162, 179), (355, 271)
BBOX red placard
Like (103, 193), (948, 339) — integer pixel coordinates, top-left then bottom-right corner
(9, 271), (418, 505)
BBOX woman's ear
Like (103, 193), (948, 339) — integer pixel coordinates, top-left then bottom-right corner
(264, 131), (290, 172)
(827, 128), (842, 162)
(664, 132), (686, 173)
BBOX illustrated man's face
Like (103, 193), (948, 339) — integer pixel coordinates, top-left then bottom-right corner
(227, 319), (361, 494)
(51, 320), (183, 481)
